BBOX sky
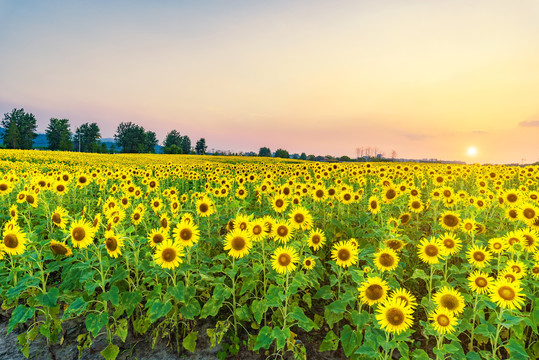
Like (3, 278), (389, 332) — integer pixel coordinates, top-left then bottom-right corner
(0, 0), (538, 164)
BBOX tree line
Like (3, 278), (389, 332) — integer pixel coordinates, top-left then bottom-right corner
(0, 108), (207, 155)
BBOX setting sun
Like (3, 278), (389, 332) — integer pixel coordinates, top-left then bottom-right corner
(467, 146), (478, 157)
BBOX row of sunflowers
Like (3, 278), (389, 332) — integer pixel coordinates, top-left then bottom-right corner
(0, 150), (538, 359)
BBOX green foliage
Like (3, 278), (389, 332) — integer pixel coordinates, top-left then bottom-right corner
(74, 122), (101, 152)
(258, 146), (271, 157)
(1, 108), (37, 149)
(46, 118), (73, 150)
(114, 122), (156, 153)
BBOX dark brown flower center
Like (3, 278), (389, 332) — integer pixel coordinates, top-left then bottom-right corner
(72, 227), (86, 241)
(152, 233), (164, 244)
(231, 236), (246, 251)
(473, 251), (485, 262)
(50, 243), (68, 255)
(4, 234), (18, 249)
(475, 277), (488, 288)
(26, 195), (35, 204)
(275, 199), (284, 208)
(278, 253), (291, 266)
(386, 308), (405, 326)
(424, 244), (439, 257)
(180, 228), (192, 241)
(277, 225), (288, 237)
(498, 286), (515, 300)
(443, 238), (455, 249)
(199, 203), (209, 213)
(379, 253), (395, 267)
(523, 208), (536, 219)
(338, 248), (351, 261)
(311, 235), (321, 244)
(52, 213), (62, 224)
(0, 183), (7, 191)
(162, 248), (176, 262)
(252, 225), (262, 235)
(294, 213), (305, 224)
(366, 285), (383, 300)
(437, 314), (450, 326)
(507, 193), (518, 203)
(443, 214), (459, 227)
(386, 189), (396, 200)
(106, 236), (118, 251)
(440, 294), (459, 310)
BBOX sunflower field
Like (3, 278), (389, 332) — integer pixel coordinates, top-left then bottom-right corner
(1, 149), (539, 359)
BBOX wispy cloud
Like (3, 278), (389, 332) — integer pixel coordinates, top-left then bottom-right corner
(472, 130), (488, 134)
(519, 120), (539, 127)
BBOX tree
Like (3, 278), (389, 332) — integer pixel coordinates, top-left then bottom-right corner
(258, 147), (271, 157)
(74, 123), (101, 152)
(195, 138), (207, 155)
(275, 148), (290, 159)
(114, 122), (156, 153)
(1, 108), (38, 149)
(300, 152), (307, 160)
(181, 135), (191, 154)
(46, 118), (72, 151)
(163, 130), (191, 154)
(145, 131), (158, 153)
(165, 144), (182, 154)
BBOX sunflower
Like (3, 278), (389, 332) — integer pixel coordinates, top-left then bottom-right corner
(439, 211), (461, 231)
(384, 238), (406, 252)
(374, 248), (400, 272)
(150, 197), (163, 213)
(8, 204), (18, 220)
(271, 196), (288, 213)
(389, 288), (418, 309)
(224, 229), (252, 259)
(196, 196), (215, 217)
(467, 271), (493, 295)
(107, 209), (126, 229)
(68, 219), (95, 249)
(16, 191), (26, 203)
(466, 245), (492, 269)
(498, 269), (519, 283)
(0, 180), (12, 196)
(438, 232), (462, 256)
(271, 246), (299, 274)
(312, 185), (327, 202)
(147, 228), (169, 248)
(104, 231), (124, 258)
(505, 260), (527, 278)
(303, 257), (315, 270)
(367, 196), (381, 215)
(398, 213), (411, 226)
(382, 185), (398, 203)
(461, 218), (477, 235)
(155, 214), (169, 231)
(131, 209), (144, 225)
(489, 278), (525, 310)
(233, 214), (251, 232)
(235, 186), (248, 200)
(289, 206), (313, 230)
(2, 225), (28, 255)
(520, 228), (539, 252)
(154, 240), (184, 269)
(25, 193), (38, 208)
(358, 276), (389, 306)
(488, 238), (506, 254)
(92, 213), (102, 230)
(48, 240), (72, 256)
(331, 241), (358, 268)
(408, 198), (424, 213)
(433, 286), (465, 315)
(173, 221), (200, 248)
(51, 206), (69, 229)
(505, 207), (520, 222)
(307, 228), (326, 250)
(248, 219), (268, 242)
(262, 215), (276, 239)
(530, 263), (539, 279)
(417, 237), (444, 264)
(273, 220), (295, 244)
(180, 213), (195, 225)
(430, 307), (458, 335)
(504, 189), (520, 206)
(375, 298), (414, 334)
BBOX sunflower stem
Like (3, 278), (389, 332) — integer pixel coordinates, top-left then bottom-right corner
(491, 307), (504, 358)
(469, 293), (478, 352)
(231, 258), (238, 337)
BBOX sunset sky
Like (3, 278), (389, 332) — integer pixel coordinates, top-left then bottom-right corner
(1, 1), (538, 164)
